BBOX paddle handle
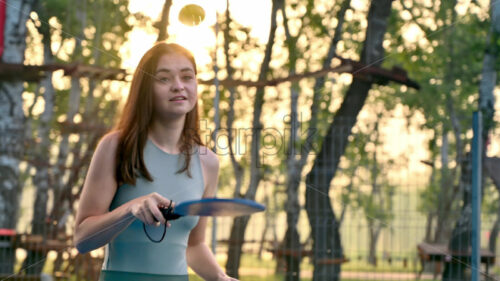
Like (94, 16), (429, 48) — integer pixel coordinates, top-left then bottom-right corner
(160, 206), (181, 221)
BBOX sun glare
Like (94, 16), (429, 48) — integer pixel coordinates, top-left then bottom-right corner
(124, 0), (271, 74)
(123, 0), (223, 74)
(169, 27), (215, 67)
(168, 0), (222, 66)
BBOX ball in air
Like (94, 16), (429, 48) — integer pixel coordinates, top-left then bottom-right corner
(178, 4), (205, 26)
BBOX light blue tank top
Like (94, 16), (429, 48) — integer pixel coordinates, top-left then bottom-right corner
(101, 139), (205, 277)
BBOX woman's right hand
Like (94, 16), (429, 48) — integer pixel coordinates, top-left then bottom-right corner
(129, 192), (173, 226)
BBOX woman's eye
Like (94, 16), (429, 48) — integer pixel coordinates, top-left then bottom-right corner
(183, 76), (193, 81)
(157, 77), (169, 82)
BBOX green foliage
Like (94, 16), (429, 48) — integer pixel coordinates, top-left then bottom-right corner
(36, 0), (131, 64)
(382, 1), (498, 232)
(53, 88), (70, 117)
(387, 7), (487, 127)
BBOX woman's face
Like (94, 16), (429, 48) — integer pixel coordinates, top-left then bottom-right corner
(152, 53), (198, 120)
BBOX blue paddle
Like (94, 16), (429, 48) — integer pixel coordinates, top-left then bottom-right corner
(171, 198), (265, 218)
(145, 198), (265, 242)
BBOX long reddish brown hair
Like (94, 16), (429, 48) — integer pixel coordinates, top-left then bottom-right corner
(115, 43), (203, 185)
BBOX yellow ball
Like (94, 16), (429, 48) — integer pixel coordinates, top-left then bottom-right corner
(178, 4), (206, 26)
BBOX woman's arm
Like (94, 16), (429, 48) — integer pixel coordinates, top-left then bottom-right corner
(74, 132), (171, 253)
(186, 148), (237, 281)
(187, 218), (231, 281)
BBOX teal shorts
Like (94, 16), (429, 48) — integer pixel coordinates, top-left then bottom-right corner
(99, 270), (189, 281)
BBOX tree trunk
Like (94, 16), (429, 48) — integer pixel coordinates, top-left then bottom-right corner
(484, 157), (500, 253)
(225, 85), (266, 278)
(23, 10), (56, 274)
(50, 0), (85, 232)
(423, 158), (436, 243)
(222, 2), (245, 200)
(367, 224), (381, 266)
(225, 0), (279, 278)
(442, 154), (472, 281)
(0, 0), (37, 274)
(434, 131), (455, 243)
(30, 0), (56, 235)
(281, 2), (301, 278)
(280, 1), (351, 279)
(367, 119), (382, 266)
(156, 0), (172, 42)
(304, 1), (393, 280)
(225, 216), (250, 277)
(257, 188), (271, 259)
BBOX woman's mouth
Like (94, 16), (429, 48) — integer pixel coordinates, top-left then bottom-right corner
(169, 96), (187, 101)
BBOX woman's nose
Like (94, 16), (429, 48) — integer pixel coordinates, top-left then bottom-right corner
(171, 76), (184, 91)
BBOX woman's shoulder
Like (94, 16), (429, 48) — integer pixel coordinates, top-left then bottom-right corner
(95, 130), (120, 153)
(197, 146), (219, 172)
(102, 130), (120, 141)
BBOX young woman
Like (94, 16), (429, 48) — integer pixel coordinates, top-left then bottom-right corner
(74, 43), (237, 281)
